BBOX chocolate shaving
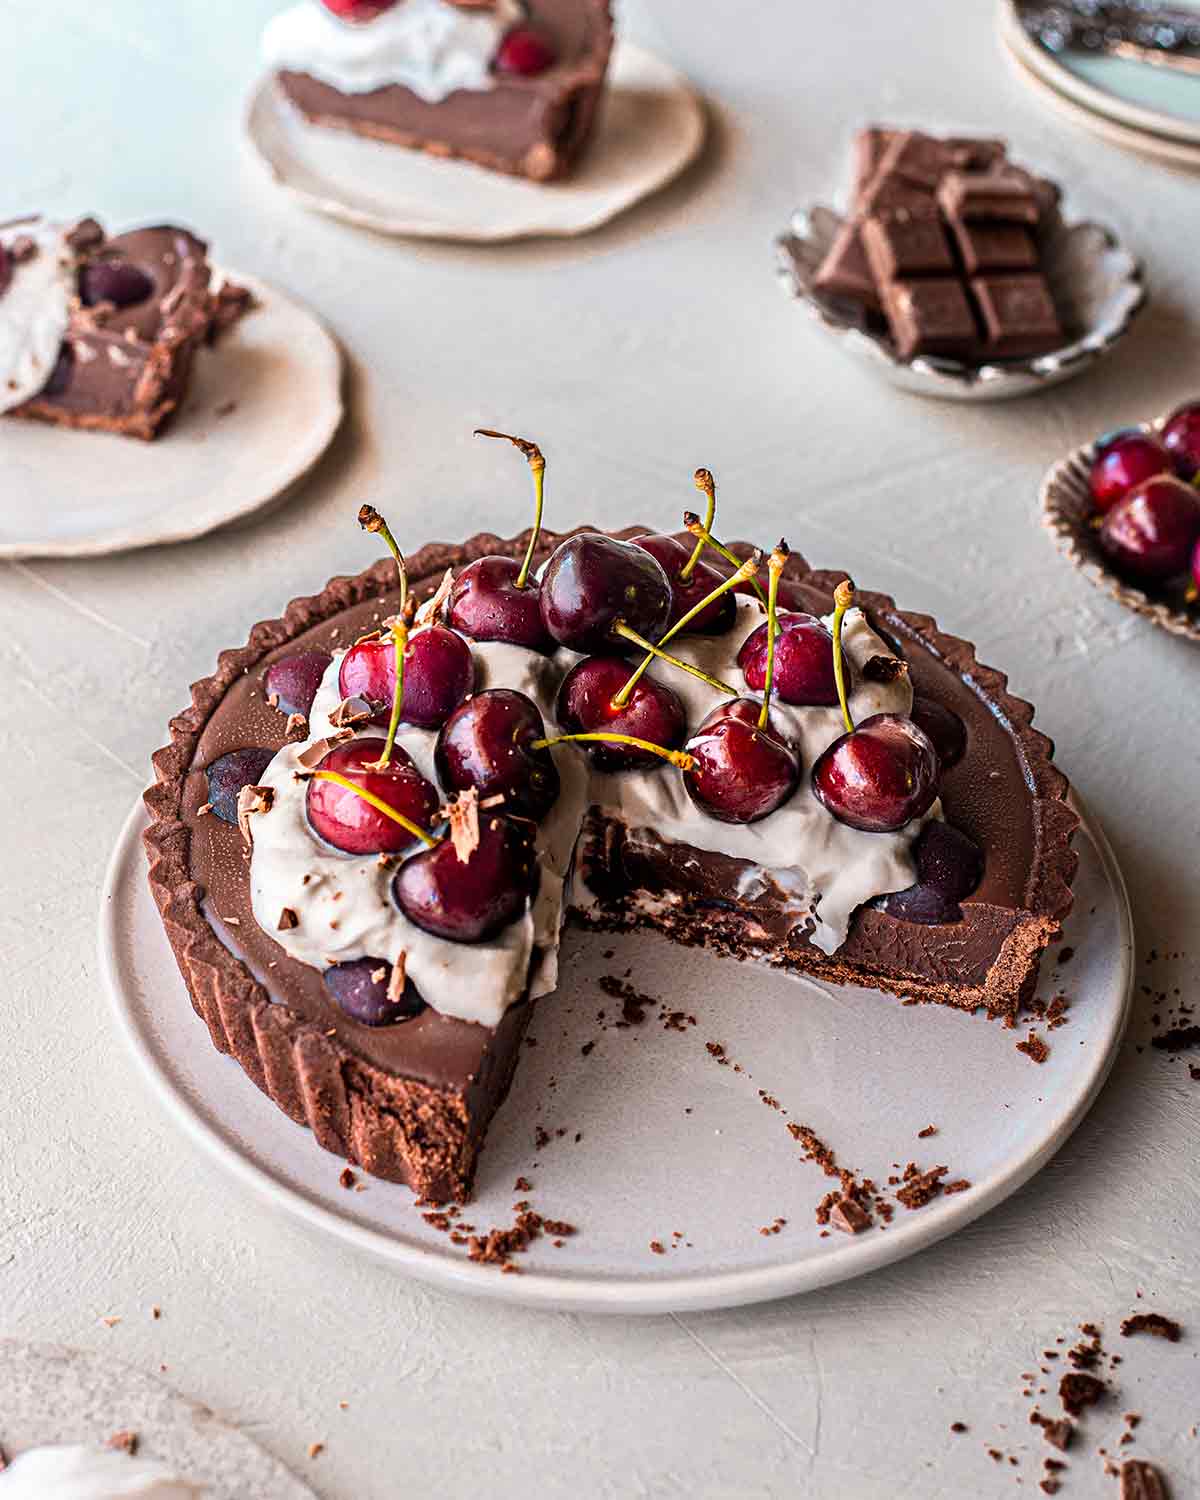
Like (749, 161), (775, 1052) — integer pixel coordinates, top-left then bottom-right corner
(830, 1197), (871, 1235)
(277, 907), (299, 931)
(328, 696), (372, 730)
(285, 712), (308, 737)
(447, 788), (481, 863)
(414, 568), (455, 628)
(236, 783), (274, 847)
(387, 952), (408, 1003)
(296, 729), (355, 769)
(861, 653), (908, 683)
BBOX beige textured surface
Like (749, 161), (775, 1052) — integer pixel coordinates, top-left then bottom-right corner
(4, 1), (1199, 1496)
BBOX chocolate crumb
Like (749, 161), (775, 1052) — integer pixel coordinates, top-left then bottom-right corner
(513, 1176), (532, 1192)
(1059, 1371), (1105, 1417)
(338, 1167), (356, 1190)
(896, 1164), (949, 1209)
(1119, 1460), (1170, 1499)
(151, 1306), (161, 1320)
(942, 1178), (971, 1194)
(308, 1442), (324, 1460)
(950, 1422), (967, 1434)
(1057, 946), (1074, 965)
(650, 1240), (666, 1255)
(1120, 1313), (1181, 1343)
(1031, 1411), (1074, 1451)
(917, 1124), (938, 1138)
(107, 1431), (138, 1456)
(1017, 1030), (1050, 1064)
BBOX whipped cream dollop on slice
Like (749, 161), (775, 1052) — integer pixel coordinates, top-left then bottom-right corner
(262, 0), (526, 103)
(248, 600), (933, 1025)
(0, 220), (74, 414)
(0, 1444), (202, 1499)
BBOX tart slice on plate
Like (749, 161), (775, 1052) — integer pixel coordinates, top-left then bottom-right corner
(145, 441), (1077, 1201)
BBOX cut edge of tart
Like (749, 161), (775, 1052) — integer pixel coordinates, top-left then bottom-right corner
(144, 526), (1078, 1203)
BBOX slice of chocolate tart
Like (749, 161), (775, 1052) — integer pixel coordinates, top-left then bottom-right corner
(145, 526), (1077, 1202)
(264, 0), (614, 182)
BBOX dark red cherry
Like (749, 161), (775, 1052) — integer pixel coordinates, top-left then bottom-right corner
(631, 534), (737, 635)
(737, 612), (839, 706)
(265, 651), (332, 719)
(539, 533), (672, 654)
(204, 747), (276, 824)
(323, 958), (426, 1025)
(909, 695), (966, 771)
(1088, 428), (1171, 513)
(318, 0), (397, 20)
(1162, 401), (1200, 482)
(685, 698), (800, 823)
(811, 713), (939, 833)
(80, 259), (154, 309)
(306, 739), (439, 856)
(446, 556), (553, 652)
(435, 688), (559, 820)
(555, 655), (685, 772)
(393, 816), (537, 942)
(338, 625), (474, 730)
(495, 25), (557, 76)
(876, 821), (983, 924)
(1098, 475), (1200, 581)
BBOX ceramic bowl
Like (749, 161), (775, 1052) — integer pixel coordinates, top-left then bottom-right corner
(1041, 411), (1200, 642)
(776, 204), (1145, 402)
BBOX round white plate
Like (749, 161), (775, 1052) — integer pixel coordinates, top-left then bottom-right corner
(999, 2), (1200, 170)
(1, 1339), (316, 1499)
(0, 272), (343, 560)
(101, 795), (1132, 1316)
(244, 42), (706, 242)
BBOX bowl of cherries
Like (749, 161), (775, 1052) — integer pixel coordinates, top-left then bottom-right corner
(1041, 400), (1200, 642)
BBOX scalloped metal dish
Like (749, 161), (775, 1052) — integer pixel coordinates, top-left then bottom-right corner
(1041, 412), (1200, 643)
(776, 205), (1145, 402)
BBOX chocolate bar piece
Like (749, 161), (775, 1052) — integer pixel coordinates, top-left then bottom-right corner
(814, 220), (880, 311)
(858, 171), (938, 220)
(878, 130), (971, 190)
(852, 126), (903, 196)
(881, 279), (979, 361)
(970, 273), (1062, 358)
(950, 221), (1038, 275)
(937, 169), (1041, 225)
(862, 215), (954, 283)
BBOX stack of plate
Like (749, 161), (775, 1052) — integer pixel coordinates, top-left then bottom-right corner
(998, 0), (1200, 169)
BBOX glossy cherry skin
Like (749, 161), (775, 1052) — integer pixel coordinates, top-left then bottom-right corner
(738, 612), (839, 706)
(630, 534), (737, 635)
(811, 713), (940, 834)
(909, 694), (966, 771)
(876, 821), (983, 924)
(538, 533), (672, 654)
(318, 0), (397, 20)
(1088, 428), (1171, 513)
(338, 625), (474, 731)
(306, 739), (439, 856)
(264, 651), (332, 719)
(1098, 475), (1200, 581)
(323, 958), (426, 1025)
(685, 698), (800, 824)
(435, 688), (560, 820)
(1162, 401), (1200, 482)
(447, 556), (553, 652)
(393, 816), (538, 942)
(205, 747), (275, 824)
(494, 25), (557, 75)
(555, 655), (686, 772)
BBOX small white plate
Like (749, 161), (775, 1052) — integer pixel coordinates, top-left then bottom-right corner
(0, 272), (343, 560)
(1, 1339), (316, 1499)
(243, 42), (706, 242)
(101, 796), (1132, 1316)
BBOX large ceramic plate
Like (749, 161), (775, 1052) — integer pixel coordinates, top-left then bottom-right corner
(101, 796), (1132, 1316)
(243, 42), (706, 242)
(1000, 1), (1200, 168)
(0, 273), (343, 560)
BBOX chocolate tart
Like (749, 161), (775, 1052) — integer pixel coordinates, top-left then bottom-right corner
(274, 0), (614, 183)
(145, 527), (1078, 1202)
(8, 218), (250, 441)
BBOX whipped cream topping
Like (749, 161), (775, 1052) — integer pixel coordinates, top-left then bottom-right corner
(0, 1444), (202, 1499)
(0, 220), (74, 415)
(247, 598), (936, 1028)
(262, 0), (525, 104)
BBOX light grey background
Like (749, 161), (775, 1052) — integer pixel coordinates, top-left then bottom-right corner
(4, 2), (1198, 1496)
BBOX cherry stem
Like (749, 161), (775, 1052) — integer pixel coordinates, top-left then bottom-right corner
(611, 549), (761, 709)
(831, 578), (856, 736)
(610, 622), (738, 700)
(681, 511), (770, 610)
(475, 429), (545, 590)
(532, 732), (696, 772)
(310, 769), (440, 848)
(758, 542), (790, 732)
(679, 467), (716, 583)
(359, 504), (408, 768)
